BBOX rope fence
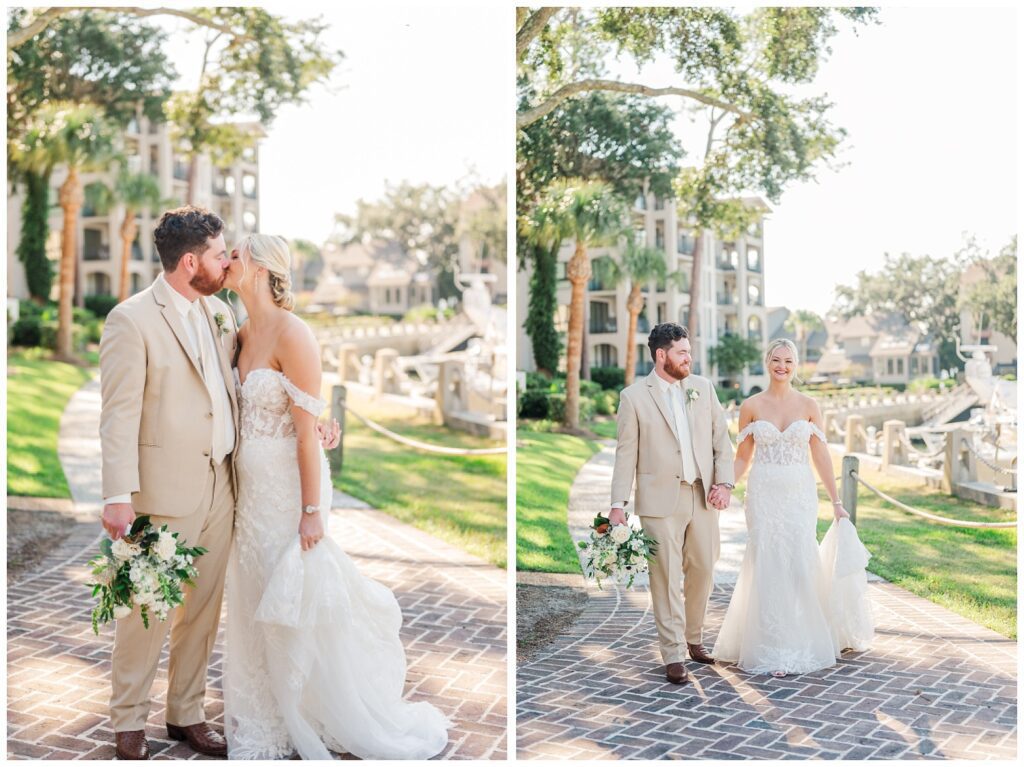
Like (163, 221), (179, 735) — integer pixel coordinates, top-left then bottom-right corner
(342, 405), (507, 456)
(961, 438), (1017, 477)
(845, 464), (1016, 529)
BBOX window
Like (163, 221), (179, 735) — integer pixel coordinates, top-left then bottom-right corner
(897, 358), (904, 375)
(655, 220), (665, 250)
(589, 301), (615, 334)
(657, 302), (666, 324)
(594, 344), (618, 367)
(130, 273), (144, 294)
(746, 248), (761, 272)
(634, 194), (647, 210)
(887, 359), (894, 375)
(242, 210), (257, 231)
(224, 175), (236, 195)
(83, 229), (106, 260)
(677, 231), (695, 255)
(635, 346), (653, 376)
(654, 196), (665, 211)
(242, 174), (257, 197)
(748, 314), (762, 341)
(86, 272), (111, 295)
(149, 146), (160, 175)
(242, 146), (256, 163)
(747, 283), (761, 306)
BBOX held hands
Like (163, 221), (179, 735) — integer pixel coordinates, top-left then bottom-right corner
(101, 503), (136, 540)
(317, 418), (341, 450)
(708, 484), (733, 510)
(298, 511), (325, 551)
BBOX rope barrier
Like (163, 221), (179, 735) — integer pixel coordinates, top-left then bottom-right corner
(961, 439), (1017, 477)
(850, 470), (1016, 529)
(343, 405), (507, 455)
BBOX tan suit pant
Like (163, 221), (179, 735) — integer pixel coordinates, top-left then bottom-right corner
(640, 480), (720, 664)
(110, 458), (234, 732)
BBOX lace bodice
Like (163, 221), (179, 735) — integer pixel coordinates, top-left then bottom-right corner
(236, 368), (326, 440)
(736, 419), (827, 466)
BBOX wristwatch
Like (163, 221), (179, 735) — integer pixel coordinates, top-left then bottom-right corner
(302, 504), (320, 515)
(717, 482), (735, 490)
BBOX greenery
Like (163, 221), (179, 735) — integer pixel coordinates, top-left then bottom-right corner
(7, 349), (95, 497)
(15, 171), (53, 301)
(523, 241), (561, 374)
(333, 406), (506, 568)
(784, 309), (825, 363)
(589, 365), (625, 391)
(84, 294), (118, 318)
(833, 252), (966, 371)
(709, 333), (762, 380)
(816, 457), (1016, 639)
(517, 427), (601, 572)
(958, 235), (1017, 343)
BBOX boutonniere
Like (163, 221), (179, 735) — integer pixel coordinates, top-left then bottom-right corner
(214, 313), (230, 336)
(685, 388), (700, 406)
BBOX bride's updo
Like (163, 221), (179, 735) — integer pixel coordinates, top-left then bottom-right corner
(237, 233), (295, 311)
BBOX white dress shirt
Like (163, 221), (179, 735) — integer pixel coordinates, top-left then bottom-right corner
(105, 276), (234, 506)
(612, 374), (701, 510)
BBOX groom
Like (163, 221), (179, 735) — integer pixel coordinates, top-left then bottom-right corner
(609, 323), (735, 684)
(99, 206), (238, 759)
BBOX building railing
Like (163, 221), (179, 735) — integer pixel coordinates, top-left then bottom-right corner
(83, 246), (110, 261)
(589, 319), (617, 334)
(717, 292), (737, 306)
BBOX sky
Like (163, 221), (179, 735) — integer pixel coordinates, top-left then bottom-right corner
(160, 4), (508, 245)
(609, 5), (1018, 317)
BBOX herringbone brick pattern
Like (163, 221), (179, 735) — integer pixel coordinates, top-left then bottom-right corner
(517, 578), (1016, 760)
(7, 505), (507, 760)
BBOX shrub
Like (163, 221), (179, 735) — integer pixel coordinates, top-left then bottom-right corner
(518, 389), (551, 419)
(579, 379), (603, 398)
(590, 366), (625, 391)
(84, 294), (118, 318)
(716, 387), (744, 404)
(525, 370), (559, 391)
(11, 316), (43, 347)
(593, 389), (619, 416)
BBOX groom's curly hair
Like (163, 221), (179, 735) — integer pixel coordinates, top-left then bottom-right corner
(153, 206), (224, 272)
(648, 323), (689, 361)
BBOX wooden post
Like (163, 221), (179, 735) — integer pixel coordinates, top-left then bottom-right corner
(331, 384), (347, 473)
(841, 454), (859, 525)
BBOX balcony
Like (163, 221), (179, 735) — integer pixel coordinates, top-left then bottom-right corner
(677, 234), (695, 255)
(83, 245), (110, 261)
(716, 292), (738, 306)
(589, 318), (618, 334)
(173, 161), (189, 181)
(588, 275), (614, 291)
(637, 316), (650, 334)
(131, 241), (144, 261)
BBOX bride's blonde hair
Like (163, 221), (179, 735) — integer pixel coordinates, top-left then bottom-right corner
(764, 338), (803, 385)
(236, 233), (295, 311)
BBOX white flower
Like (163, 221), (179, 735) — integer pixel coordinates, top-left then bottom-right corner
(154, 532), (177, 561)
(610, 525), (631, 545)
(113, 604), (132, 619)
(135, 589), (154, 606)
(111, 538), (133, 562)
(686, 388), (700, 406)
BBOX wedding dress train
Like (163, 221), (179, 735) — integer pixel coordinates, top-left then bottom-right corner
(712, 420), (874, 675)
(224, 368), (450, 760)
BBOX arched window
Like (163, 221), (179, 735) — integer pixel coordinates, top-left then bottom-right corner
(86, 272), (111, 296)
(593, 344), (618, 368)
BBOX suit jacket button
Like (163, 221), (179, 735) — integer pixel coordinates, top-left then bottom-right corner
(203, 450), (211, 457)
(206, 412), (213, 418)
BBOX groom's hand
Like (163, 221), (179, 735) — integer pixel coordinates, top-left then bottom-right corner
(102, 503), (136, 540)
(317, 419), (341, 450)
(608, 507), (627, 526)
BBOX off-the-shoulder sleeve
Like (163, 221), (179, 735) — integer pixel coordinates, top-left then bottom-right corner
(809, 422), (827, 444)
(736, 423), (755, 443)
(278, 373), (327, 417)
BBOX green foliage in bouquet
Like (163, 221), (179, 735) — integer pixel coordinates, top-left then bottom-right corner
(578, 513), (659, 589)
(88, 515), (208, 634)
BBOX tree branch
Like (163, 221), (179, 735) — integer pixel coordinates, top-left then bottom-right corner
(517, 7), (561, 63)
(8, 6), (252, 51)
(517, 78), (753, 130)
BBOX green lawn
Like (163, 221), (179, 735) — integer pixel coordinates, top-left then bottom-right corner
(333, 409), (507, 568)
(7, 349), (96, 497)
(516, 422), (601, 572)
(814, 457), (1017, 639)
(588, 417), (618, 440)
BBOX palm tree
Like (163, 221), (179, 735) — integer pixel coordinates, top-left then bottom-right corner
(524, 179), (626, 429)
(592, 238), (687, 386)
(46, 104), (118, 359)
(93, 168), (164, 302)
(784, 309), (825, 364)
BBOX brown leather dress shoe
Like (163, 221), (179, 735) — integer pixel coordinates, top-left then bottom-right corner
(687, 642), (716, 664)
(665, 662), (689, 684)
(167, 722), (228, 757)
(115, 730), (151, 760)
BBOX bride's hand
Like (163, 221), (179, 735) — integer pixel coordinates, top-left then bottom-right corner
(317, 419), (341, 450)
(299, 511), (325, 550)
(833, 503), (850, 520)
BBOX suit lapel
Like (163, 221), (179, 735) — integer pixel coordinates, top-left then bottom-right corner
(645, 372), (677, 438)
(153, 277), (204, 382)
(199, 298), (239, 415)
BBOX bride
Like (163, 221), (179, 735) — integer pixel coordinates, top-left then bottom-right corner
(220, 234), (450, 759)
(712, 339), (873, 677)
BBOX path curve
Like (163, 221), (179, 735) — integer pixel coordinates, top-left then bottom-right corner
(517, 443), (1017, 760)
(7, 376), (507, 760)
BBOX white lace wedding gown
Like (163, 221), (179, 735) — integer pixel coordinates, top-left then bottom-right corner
(223, 368), (450, 760)
(712, 420), (874, 675)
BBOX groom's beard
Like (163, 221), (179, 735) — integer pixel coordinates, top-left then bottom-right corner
(664, 359), (691, 381)
(190, 269), (226, 296)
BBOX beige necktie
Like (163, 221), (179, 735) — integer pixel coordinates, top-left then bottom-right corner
(673, 384), (698, 483)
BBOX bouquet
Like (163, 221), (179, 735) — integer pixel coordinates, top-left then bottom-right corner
(578, 513), (658, 589)
(87, 515), (207, 634)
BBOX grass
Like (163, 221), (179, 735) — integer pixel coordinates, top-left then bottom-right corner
(814, 455), (1017, 639)
(7, 348), (96, 497)
(516, 420), (601, 572)
(333, 403), (506, 568)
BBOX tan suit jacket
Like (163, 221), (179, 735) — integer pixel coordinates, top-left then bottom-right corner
(99, 275), (240, 517)
(610, 371), (734, 517)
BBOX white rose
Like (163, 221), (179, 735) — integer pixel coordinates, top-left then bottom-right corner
(154, 532), (177, 561)
(610, 525), (631, 545)
(113, 604), (132, 619)
(111, 538), (134, 562)
(135, 589), (154, 606)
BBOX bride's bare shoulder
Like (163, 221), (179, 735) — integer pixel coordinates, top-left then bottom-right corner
(740, 392), (764, 418)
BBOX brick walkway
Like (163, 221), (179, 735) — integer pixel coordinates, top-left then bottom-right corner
(7, 378), (507, 760)
(516, 444), (1017, 760)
